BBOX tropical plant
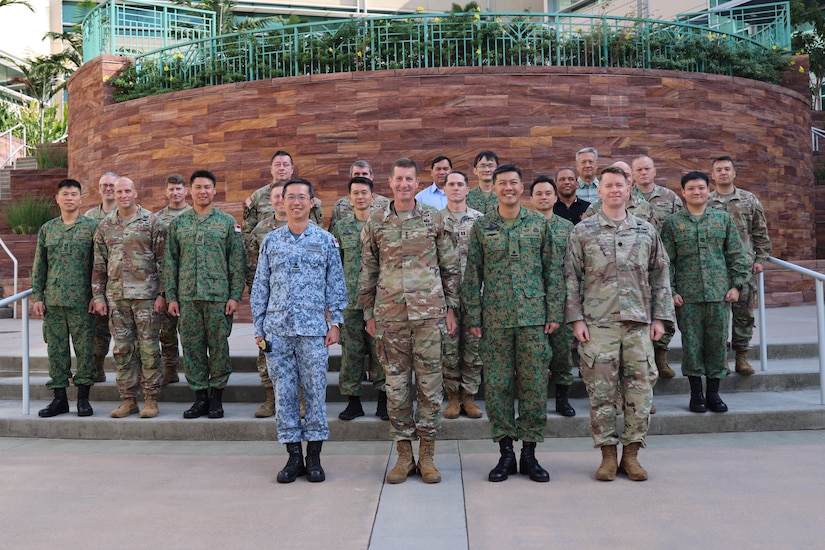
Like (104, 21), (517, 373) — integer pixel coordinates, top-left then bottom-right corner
(0, 0), (33, 10)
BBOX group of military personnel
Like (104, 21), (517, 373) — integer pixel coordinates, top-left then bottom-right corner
(31, 146), (771, 485)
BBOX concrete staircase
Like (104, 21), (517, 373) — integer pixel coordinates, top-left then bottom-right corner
(0, 157), (37, 199)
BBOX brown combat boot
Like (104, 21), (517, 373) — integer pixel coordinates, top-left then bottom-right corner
(735, 351), (755, 375)
(255, 385), (276, 418)
(619, 442), (648, 481)
(111, 397), (139, 418)
(417, 438), (441, 484)
(387, 440), (416, 484)
(93, 356), (106, 383)
(443, 390), (461, 419)
(460, 390), (483, 419)
(161, 366), (179, 386)
(140, 395), (159, 418)
(654, 348), (675, 378)
(596, 445), (618, 481)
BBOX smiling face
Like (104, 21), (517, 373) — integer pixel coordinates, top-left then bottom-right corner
(349, 182), (373, 215)
(389, 166), (419, 208)
(56, 185), (82, 215)
(597, 171), (630, 210)
(431, 158), (452, 189)
(556, 169), (578, 200)
(530, 181), (556, 216)
(269, 184), (286, 219)
(165, 182), (188, 209)
(98, 174), (117, 202)
(114, 178), (138, 216)
(576, 152), (597, 182)
(492, 170), (524, 209)
(190, 177), (216, 211)
(283, 183), (313, 223)
(473, 156), (498, 187)
(682, 177), (709, 210)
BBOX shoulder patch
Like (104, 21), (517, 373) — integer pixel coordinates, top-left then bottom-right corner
(234, 224), (242, 233)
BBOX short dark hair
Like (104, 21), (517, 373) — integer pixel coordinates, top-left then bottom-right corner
(282, 177), (315, 199)
(165, 173), (186, 186)
(447, 170), (469, 185)
(391, 158), (418, 178)
(431, 155), (452, 169)
(599, 166), (627, 181)
(474, 151), (499, 167)
(555, 167), (576, 179)
(348, 176), (374, 193)
(270, 150), (293, 164)
(493, 163), (522, 182)
(57, 179), (81, 192)
(681, 171), (710, 189)
(190, 170), (216, 186)
(711, 155), (734, 169)
(530, 175), (557, 195)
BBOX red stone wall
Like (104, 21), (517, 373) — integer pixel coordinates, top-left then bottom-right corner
(66, 56), (814, 260)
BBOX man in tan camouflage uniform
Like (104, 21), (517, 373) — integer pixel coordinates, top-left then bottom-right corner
(93, 177), (166, 418)
(466, 151), (499, 215)
(328, 160), (390, 234)
(155, 174), (192, 386)
(708, 155), (772, 375)
(582, 161), (657, 226)
(84, 171), (118, 382)
(440, 170), (484, 420)
(565, 166), (674, 482)
(242, 151), (322, 245)
(462, 164), (563, 483)
(632, 155), (683, 378)
(359, 158), (461, 485)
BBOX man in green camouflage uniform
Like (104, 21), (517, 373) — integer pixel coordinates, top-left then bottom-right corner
(661, 171), (748, 414)
(155, 174), (192, 386)
(33, 179), (98, 417)
(333, 176), (388, 421)
(632, 155), (683, 378)
(84, 171), (118, 382)
(242, 151), (322, 245)
(708, 155), (772, 375)
(466, 151), (499, 215)
(164, 170), (246, 419)
(530, 175), (576, 418)
(328, 160), (390, 233)
(462, 164), (563, 483)
(93, 177), (166, 419)
(440, 170), (485, 420)
(359, 158), (461, 485)
(565, 166), (674, 482)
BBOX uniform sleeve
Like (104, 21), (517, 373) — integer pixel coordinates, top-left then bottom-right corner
(563, 229), (585, 324)
(310, 198), (324, 227)
(31, 226), (48, 303)
(246, 233), (260, 290)
(242, 197), (257, 246)
(250, 234), (271, 337)
(542, 222), (565, 324)
(435, 215), (461, 311)
(152, 216), (166, 294)
(750, 199), (772, 265)
(358, 220), (379, 320)
(726, 216), (750, 290)
(325, 235), (348, 326)
(648, 232), (675, 323)
(91, 226), (108, 304)
(328, 205), (341, 234)
(460, 223), (484, 328)
(163, 221), (180, 303)
(226, 220), (246, 301)
(659, 219), (678, 297)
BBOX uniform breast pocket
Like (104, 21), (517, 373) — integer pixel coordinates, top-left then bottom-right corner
(520, 235), (542, 254)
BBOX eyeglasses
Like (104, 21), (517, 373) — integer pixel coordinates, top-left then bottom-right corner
(284, 194), (311, 202)
(477, 163), (497, 169)
(100, 184), (115, 188)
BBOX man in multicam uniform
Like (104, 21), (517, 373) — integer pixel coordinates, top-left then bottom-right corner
(327, 160), (390, 234)
(33, 179), (98, 418)
(84, 171), (118, 383)
(359, 158), (461, 485)
(708, 155), (772, 375)
(466, 151), (500, 215)
(632, 155), (683, 379)
(154, 174), (192, 386)
(332, 176), (388, 422)
(93, 177), (166, 419)
(251, 178), (347, 484)
(661, 171), (748, 414)
(164, 170), (246, 420)
(462, 164), (563, 484)
(242, 151), (322, 245)
(529, 175), (576, 418)
(582, 161), (657, 226)
(440, 170), (485, 421)
(565, 166), (674, 482)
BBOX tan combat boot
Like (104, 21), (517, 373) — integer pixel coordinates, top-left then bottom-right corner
(619, 442), (648, 481)
(654, 348), (675, 378)
(255, 385), (276, 418)
(417, 438), (441, 484)
(595, 445), (618, 481)
(443, 390), (461, 419)
(387, 440), (416, 484)
(140, 395), (159, 418)
(460, 390), (483, 419)
(111, 397), (138, 418)
(93, 356), (106, 383)
(735, 351), (755, 375)
(161, 366), (179, 386)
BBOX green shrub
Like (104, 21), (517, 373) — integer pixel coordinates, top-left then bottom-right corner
(35, 145), (68, 169)
(4, 195), (56, 234)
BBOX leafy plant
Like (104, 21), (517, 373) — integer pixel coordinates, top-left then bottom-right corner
(4, 195), (57, 234)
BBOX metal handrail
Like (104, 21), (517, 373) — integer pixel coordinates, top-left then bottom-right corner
(0, 237), (18, 319)
(1, 123), (26, 171)
(812, 126), (825, 152)
(0, 289), (32, 415)
(757, 257), (825, 404)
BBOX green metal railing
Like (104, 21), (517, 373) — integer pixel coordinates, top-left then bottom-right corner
(676, 2), (791, 51)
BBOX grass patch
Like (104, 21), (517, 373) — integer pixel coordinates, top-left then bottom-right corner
(35, 145), (68, 169)
(4, 195), (56, 234)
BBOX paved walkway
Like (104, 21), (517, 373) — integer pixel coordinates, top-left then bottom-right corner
(3, 430), (825, 549)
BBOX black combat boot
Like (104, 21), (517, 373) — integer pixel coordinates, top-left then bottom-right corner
(38, 387), (69, 418)
(520, 441), (550, 482)
(554, 384), (576, 417)
(375, 391), (389, 420)
(305, 441), (326, 482)
(76, 385), (93, 417)
(488, 436), (517, 482)
(208, 388), (224, 418)
(688, 376), (707, 413)
(183, 389), (210, 419)
(338, 396), (364, 420)
(705, 377), (728, 413)
(277, 442), (307, 483)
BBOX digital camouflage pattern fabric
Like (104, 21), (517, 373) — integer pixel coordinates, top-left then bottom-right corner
(583, 191), (658, 226)
(155, 204), (192, 372)
(546, 215), (575, 386)
(466, 186), (498, 216)
(243, 183), (322, 244)
(641, 185), (683, 231)
(328, 194), (390, 234)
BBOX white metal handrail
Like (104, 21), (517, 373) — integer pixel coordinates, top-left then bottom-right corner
(812, 126), (825, 152)
(0, 237), (18, 319)
(0, 123), (26, 171)
(0, 289), (32, 414)
(757, 256), (825, 404)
